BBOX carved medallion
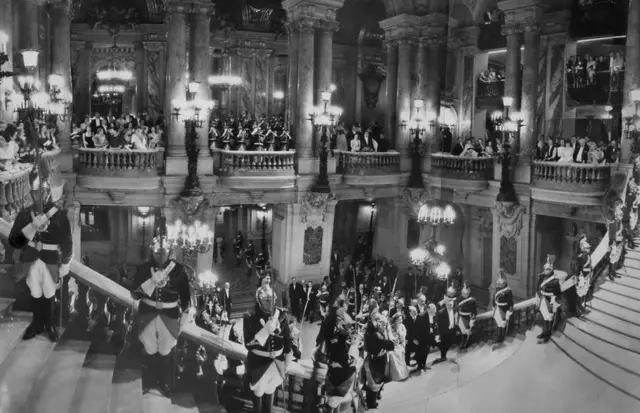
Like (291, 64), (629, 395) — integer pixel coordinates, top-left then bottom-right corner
(170, 192), (208, 225)
(494, 201), (525, 239)
(300, 192), (334, 229)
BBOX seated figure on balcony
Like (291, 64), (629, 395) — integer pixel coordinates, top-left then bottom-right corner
(536, 255), (562, 343)
(8, 159), (72, 343)
(93, 127), (109, 149)
(557, 140), (574, 163)
(349, 135), (361, 152)
(244, 275), (293, 413)
(492, 270), (513, 343)
(131, 224), (192, 397)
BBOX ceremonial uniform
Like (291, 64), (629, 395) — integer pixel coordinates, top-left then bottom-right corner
(234, 232), (244, 266)
(363, 314), (394, 409)
(609, 218), (625, 278)
(131, 232), (191, 397)
(536, 268), (562, 342)
(492, 272), (513, 343)
(457, 285), (477, 349)
(575, 239), (592, 312)
(324, 311), (358, 413)
(8, 160), (71, 343)
(244, 285), (293, 413)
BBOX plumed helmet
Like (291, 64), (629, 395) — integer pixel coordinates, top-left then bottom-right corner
(256, 285), (276, 314)
(543, 254), (556, 272)
(496, 269), (507, 289)
(30, 157), (65, 203)
(151, 217), (172, 252)
(446, 286), (457, 299)
(461, 283), (471, 298)
(579, 235), (591, 252)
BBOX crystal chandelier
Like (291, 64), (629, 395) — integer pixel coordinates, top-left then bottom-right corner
(195, 270), (218, 295)
(96, 33), (131, 97)
(417, 204), (456, 226)
(166, 219), (214, 257)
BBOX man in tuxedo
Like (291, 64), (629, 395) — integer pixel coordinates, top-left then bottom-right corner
(218, 282), (232, 320)
(403, 305), (419, 366)
(414, 303), (434, 370)
(360, 131), (378, 151)
(288, 277), (304, 321)
(434, 291), (458, 364)
(452, 137), (464, 156)
(573, 137), (589, 163)
(301, 281), (316, 321)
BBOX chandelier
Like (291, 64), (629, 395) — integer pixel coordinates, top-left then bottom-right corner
(208, 39), (241, 90)
(96, 33), (131, 97)
(172, 81), (215, 128)
(490, 96), (524, 133)
(195, 270), (218, 295)
(417, 203), (456, 226)
(166, 219), (214, 257)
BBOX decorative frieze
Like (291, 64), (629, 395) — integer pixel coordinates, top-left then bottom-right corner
(300, 192), (335, 229)
(494, 202), (526, 238)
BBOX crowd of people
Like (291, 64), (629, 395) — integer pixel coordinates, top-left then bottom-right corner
(0, 118), (59, 170)
(71, 112), (164, 151)
(566, 51), (625, 90)
(333, 122), (390, 153)
(209, 112), (293, 152)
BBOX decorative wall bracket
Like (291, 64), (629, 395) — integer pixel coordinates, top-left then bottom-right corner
(494, 201), (526, 239)
(300, 192), (334, 229)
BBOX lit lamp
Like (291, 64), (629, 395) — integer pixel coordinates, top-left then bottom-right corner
(137, 206), (151, 259)
(21, 49), (39, 70)
(44, 73), (71, 121)
(171, 80), (214, 128)
(624, 89), (640, 142)
(402, 99), (436, 189)
(417, 203), (456, 226)
(0, 31), (13, 80)
(435, 262), (451, 280)
(308, 88), (342, 193)
(166, 219), (214, 258)
(197, 270), (218, 294)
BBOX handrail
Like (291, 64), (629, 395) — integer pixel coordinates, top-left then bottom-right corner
(212, 148), (296, 156)
(335, 150), (401, 175)
(532, 161), (611, 191)
(212, 148), (296, 176)
(430, 153), (494, 180)
(77, 147), (164, 176)
(333, 150), (400, 156)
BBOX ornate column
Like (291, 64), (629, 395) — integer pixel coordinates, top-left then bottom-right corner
(315, 21), (339, 103)
(191, 3), (215, 175)
(384, 40), (398, 148)
(196, 207), (218, 275)
(142, 39), (166, 119)
(164, 1), (189, 175)
(622, 0), (640, 161)
(521, 19), (541, 159)
(50, 0), (73, 172)
(423, 15), (447, 153)
(134, 41), (147, 115)
(285, 23), (299, 131)
(71, 41), (92, 122)
(295, 18), (315, 159)
(396, 39), (412, 162)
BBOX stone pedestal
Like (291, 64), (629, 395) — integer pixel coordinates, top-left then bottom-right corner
(385, 41), (398, 147)
(192, 5), (214, 176)
(271, 196), (336, 285)
(164, 2), (189, 174)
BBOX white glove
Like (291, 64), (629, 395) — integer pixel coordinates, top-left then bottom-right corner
(59, 264), (70, 278)
(470, 319), (476, 328)
(180, 311), (190, 327)
(506, 311), (513, 319)
(30, 212), (49, 232)
(151, 268), (166, 285)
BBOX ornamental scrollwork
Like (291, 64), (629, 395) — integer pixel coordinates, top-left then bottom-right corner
(401, 187), (432, 217)
(170, 191), (208, 226)
(494, 201), (525, 238)
(300, 192), (334, 229)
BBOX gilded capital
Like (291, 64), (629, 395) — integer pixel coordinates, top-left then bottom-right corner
(522, 18), (539, 33)
(294, 17), (316, 33)
(316, 20), (340, 33)
(501, 22), (523, 36)
(166, 1), (190, 15)
(192, 2), (216, 16)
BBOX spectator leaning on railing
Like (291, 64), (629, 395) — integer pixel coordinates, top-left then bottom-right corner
(72, 111), (164, 152)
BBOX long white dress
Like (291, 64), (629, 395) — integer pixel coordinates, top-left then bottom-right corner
(386, 322), (409, 381)
(557, 146), (573, 163)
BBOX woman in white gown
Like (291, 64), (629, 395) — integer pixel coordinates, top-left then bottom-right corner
(557, 140), (574, 163)
(386, 312), (409, 381)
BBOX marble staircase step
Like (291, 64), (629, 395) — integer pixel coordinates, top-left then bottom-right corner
(552, 330), (640, 401)
(590, 299), (640, 327)
(594, 289), (640, 313)
(585, 308), (640, 341)
(568, 318), (640, 355)
(0, 326), (60, 412)
(23, 333), (93, 413)
(625, 249), (640, 262)
(621, 259), (640, 271)
(615, 266), (640, 281)
(143, 390), (201, 413)
(0, 312), (31, 367)
(600, 282), (640, 301)
(614, 275), (640, 290)
(68, 340), (118, 413)
(0, 297), (15, 317)
(109, 353), (144, 413)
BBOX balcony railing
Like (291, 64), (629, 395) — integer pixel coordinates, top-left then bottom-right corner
(431, 153), (494, 180)
(0, 166), (32, 220)
(335, 150), (400, 175)
(213, 149), (296, 176)
(77, 148), (164, 177)
(532, 162), (610, 192)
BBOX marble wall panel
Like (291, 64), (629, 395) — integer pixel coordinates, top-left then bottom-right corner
(547, 36), (566, 138)
(255, 54), (268, 117)
(239, 56), (253, 114)
(147, 50), (163, 119)
(461, 54), (475, 135)
(536, 36), (549, 137)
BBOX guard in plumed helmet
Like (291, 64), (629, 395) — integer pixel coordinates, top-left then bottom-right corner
(8, 157), (72, 343)
(536, 255), (562, 343)
(457, 283), (477, 349)
(492, 269), (513, 343)
(243, 274), (293, 413)
(131, 219), (192, 397)
(574, 235), (592, 316)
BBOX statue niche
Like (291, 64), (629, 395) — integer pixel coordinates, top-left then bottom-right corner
(358, 65), (385, 109)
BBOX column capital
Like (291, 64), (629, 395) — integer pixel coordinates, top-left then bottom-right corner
(451, 25), (480, 48)
(522, 19), (540, 33)
(192, 1), (216, 16)
(292, 17), (317, 33)
(49, 0), (73, 20)
(383, 39), (397, 50)
(501, 22), (523, 36)
(143, 41), (165, 52)
(165, 1), (191, 15)
(235, 47), (257, 58)
(315, 20), (340, 33)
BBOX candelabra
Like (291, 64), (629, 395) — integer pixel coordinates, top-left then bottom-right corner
(402, 99), (436, 189)
(491, 96), (524, 204)
(166, 219), (214, 258)
(308, 89), (342, 193)
(417, 203), (456, 226)
(409, 240), (450, 280)
(171, 81), (215, 129)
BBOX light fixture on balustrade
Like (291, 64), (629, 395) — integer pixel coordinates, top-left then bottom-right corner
(166, 219), (214, 257)
(196, 270), (219, 295)
(171, 81), (214, 128)
(42, 73), (71, 121)
(308, 88), (342, 194)
(417, 203), (456, 226)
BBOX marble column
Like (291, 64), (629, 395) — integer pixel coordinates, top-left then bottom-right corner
(50, 1), (73, 172)
(315, 22), (338, 104)
(191, 4), (214, 175)
(196, 207), (218, 275)
(425, 37), (445, 152)
(385, 40), (398, 148)
(503, 28), (522, 110)
(521, 23), (540, 158)
(622, 0), (640, 161)
(295, 18), (315, 159)
(414, 38), (425, 110)
(134, 41), (147, 115)
(0, 0), (13, 122)
(396, 39), (412, 159)
(286, 23), (299, 129)
(71, 41), (92, 122)
(164, 2), (189, 174)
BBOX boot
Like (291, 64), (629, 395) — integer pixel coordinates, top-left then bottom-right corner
(253, 394), (263, 413)
(365, 388), (379, 409)
(552, 310), (561, 331)
(158, 353), (174, 398)
(43, 297), (59, 342)
(261, 393), (274, 413)
(537, 321), (548, 339)
(23, 297), (44, 340)
(543, 321), (552, 343)
(142, 354), (157, 393)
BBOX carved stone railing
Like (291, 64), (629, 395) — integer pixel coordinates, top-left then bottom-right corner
(431, 153), (494, 180)
(0, 166), (32, 221)
(77, 148), (164, 177)
(335, 150), (401, 175)
(532, 162), (611, 192)
(213, 149), (296, 176)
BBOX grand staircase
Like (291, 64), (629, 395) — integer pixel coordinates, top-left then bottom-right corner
(551, 239), (640, 402)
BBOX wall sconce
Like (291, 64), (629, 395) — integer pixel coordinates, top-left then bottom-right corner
(273, 90), (284, 100)
(21, 49), (39, 70)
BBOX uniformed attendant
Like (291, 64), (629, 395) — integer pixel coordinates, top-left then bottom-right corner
(574, 237), (592, 316)
(234, 231), (244, 266)
(131, 224), (192, 397)
(255, 252), (267, 278)
(536, 255), (562, 343)
(492, 270), (513, 343)
(362, 300), (394, 409)
(608, 201), (625, 280)
(324, 308), (358, 413)
(243, 275), (293, 413)
(8, 159), (72, 343)
(457, 283), (477, 349)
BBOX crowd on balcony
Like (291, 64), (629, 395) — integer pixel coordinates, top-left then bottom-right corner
(534, 135), (619, 165)
(0, 119), (59, 171)
(71, 112), (164, 151)
(333, 122), (390, 153)
(566, 51), (625, 91)
(209, 111), (293, 152)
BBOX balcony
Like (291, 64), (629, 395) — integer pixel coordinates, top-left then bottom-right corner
(76, 148), (164, 190)
(0, 166), (32, 221)
(531, 161), (611, 205)
(212, 149), (297, 190)
(335, 150), (402, 186)
(430, 153), (494, 191)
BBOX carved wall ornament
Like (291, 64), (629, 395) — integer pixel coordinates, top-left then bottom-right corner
(358, 65), (386, 109)
(478, 207), (493, 238)
(303, 227), (323, 265)
(300, 192), (334, 229)
(499, 235), (517, 274)
(170, 192), (208, 226)
(108, 191), (126, 203)
(494, 201), (526, 238)
(401, 187), (433, 217)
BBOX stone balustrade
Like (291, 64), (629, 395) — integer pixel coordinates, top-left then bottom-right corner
(430, 153), (494, 180)
(532, 162), (611, 192)
(77, 148), (165, 177)
(335, 150), (401, 175)
(213, 149), (296, 176)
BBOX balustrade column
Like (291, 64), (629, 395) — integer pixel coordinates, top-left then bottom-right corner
(192, 4), (214, 175)
(50, 1), (73, 172)
(622, 0), (640, 162)
(164, 2), (189, 172)
(502, 27), (522, 110)
(385, 40), (398, 148)
(521, 23), (540, 159)
(315, 22), (338, 103)
(396, 39), (412, 159)
(295, 19), (315, 159)
(286, 23), (299, 129)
